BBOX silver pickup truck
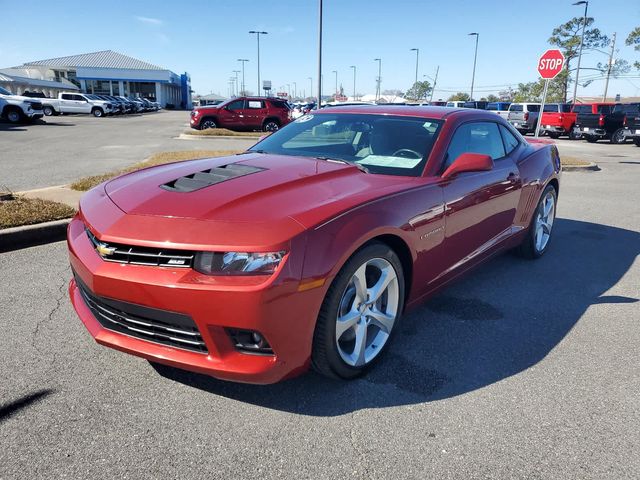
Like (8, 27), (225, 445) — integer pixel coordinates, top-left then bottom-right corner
(507, 103), (541, 135)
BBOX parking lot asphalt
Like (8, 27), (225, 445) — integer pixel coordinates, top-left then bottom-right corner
(0, 111), (257, 191)
(1, 142), (638, 478)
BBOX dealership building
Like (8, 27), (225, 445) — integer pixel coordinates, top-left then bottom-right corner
(4, 50), (191, 108)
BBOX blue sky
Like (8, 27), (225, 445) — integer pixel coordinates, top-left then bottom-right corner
(1, 0), (639, 98)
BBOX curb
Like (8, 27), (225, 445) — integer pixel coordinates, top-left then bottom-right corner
(0, 218), (71, 253)
(562, 162), (600, 172)
(177, 133), (261, 141)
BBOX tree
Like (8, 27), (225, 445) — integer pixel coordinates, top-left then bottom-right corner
(447, 92), (470, 101)
(513, 72), (567, 103)
(498, 87), (515, 101)
(548, 16), (609, 101)
(625, 26), (640, 69)
(405, 81), (432, 101)
(485, 94), (500, 102)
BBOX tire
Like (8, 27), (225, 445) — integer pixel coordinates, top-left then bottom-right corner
(5, 108), (23, 124)
(548, 132), (561, 139)
(610, 128), (626, 144)
(92, 108), (104, 118)
(633, 137), (640, 147)
(311, 242), (405, 380)
(568, 129), (581, 140)
(516, 184), (557, 259)
(585, 135), (598, 143)
(200, 119), (217, 129)
(263, 119), (280, 132)
(42, 106), (55, 116)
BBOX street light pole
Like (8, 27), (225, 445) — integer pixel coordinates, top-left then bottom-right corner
(430, 65), (439, 102)
(308, 77), (313, 101)
(410, 48), (419, 91)
(374, 58), (382, 102)
(249, 30), (268, 95)
(572, 1), (589, 104)
(317, 0), (323, 109)
(603, 31), (616, 101)
(468, 33), (479, 101)
(350, 65), (356, 100)
(232, 70), (240, 97)
(292, 81), (297, 99)
(237, 59), (249, 95)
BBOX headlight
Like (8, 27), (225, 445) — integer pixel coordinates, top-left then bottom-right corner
(194, 251), (285, 275)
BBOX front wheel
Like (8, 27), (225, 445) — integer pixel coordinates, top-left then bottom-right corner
(263, 120), (280, 132)
(5, 109), (22, 124)
(92, 108), (104, 118)
(312, 242), (405, 379)
(200, 119), (217, 129)
(516, 185), (557, 259)
(633, 137), (640, 147)
(610, 128), (626, 144)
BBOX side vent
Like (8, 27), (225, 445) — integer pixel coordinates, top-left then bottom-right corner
(161, 163), (265, 192)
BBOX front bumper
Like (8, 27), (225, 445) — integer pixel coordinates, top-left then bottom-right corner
(67, 215), (325, 384)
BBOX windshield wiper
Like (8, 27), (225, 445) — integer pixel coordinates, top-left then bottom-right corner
(245, 149), (269, 154)
(315, 156), (369, 173)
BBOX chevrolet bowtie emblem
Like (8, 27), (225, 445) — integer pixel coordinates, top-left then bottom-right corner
(96, 243), (117, 256)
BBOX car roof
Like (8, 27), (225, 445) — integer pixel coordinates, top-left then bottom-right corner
(314, 104), (469, 120)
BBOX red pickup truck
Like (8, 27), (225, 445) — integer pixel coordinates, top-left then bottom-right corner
(541, 103), (615, 139)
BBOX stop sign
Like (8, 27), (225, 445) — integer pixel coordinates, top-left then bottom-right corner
(537, 49), (565, 79)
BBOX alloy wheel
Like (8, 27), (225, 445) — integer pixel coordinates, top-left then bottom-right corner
(335, 257), (400, 367)
(7, 111), (21, 123)
(535, 191), (555, 253)
(264, 121), (279, 132)
(201, 120), (216, 129)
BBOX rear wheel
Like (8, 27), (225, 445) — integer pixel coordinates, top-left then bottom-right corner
(200, 119), (217, 129)
(42, 106), (55, 116)
(585, 135), (598, 143)
(610, 128), (626, 144)
(516, 185), (557, 259)
(568, 129), (581, 140)
(633, 137), (640, 147)
(312, 243), (405, 379)
(548, 132), (561, 139)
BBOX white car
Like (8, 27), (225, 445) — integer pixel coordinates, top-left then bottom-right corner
(0, 86), (44, 123)
(41, 92), (114, 117)
(445, 101), (466, 108)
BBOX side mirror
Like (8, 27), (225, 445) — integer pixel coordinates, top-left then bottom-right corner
(442, 153), (493, 179)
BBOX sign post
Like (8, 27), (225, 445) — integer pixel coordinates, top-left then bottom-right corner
(534, 49), (565, 138)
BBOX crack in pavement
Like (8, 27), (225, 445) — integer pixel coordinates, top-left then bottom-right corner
(31, 269), (70, 354)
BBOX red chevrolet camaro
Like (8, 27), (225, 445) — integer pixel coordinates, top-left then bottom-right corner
(68, 106), (561, 384)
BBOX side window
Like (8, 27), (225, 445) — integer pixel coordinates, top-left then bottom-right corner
(527, 105), (540, 112)
(509, 104), (522, 112)
(61, 94), (73, 100)
(226, 100), (244, 111)
(499, 125), (520, 155)
(444, 122), (506, 169)
(247, 100), (264, 109)
(599, 105), (612, 114)
(73, 95), (86, 101)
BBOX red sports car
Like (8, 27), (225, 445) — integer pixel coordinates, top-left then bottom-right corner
(68, 106), (561, 384)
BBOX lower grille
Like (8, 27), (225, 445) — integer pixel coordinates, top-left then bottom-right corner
(75, 275), (207, 354)
(29, 101), (43, 110)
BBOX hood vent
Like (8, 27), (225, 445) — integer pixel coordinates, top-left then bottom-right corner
(160, 163), (265, 193)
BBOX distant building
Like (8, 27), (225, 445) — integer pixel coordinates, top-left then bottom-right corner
(195, 93), (226, 106)
(0, 70), (78, 97)
(6, 50), (191, 108)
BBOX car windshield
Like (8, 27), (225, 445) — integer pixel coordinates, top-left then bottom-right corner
(250, 113), (443, 177)
(85, 94), (99, 100)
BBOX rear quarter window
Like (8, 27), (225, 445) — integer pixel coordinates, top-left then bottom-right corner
(509, 104), (523, 112)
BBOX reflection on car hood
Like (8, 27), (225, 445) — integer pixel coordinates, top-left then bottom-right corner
(104, 153), (418, 229)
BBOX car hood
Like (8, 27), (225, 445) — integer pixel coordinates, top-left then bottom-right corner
(104, 153), (418, 230)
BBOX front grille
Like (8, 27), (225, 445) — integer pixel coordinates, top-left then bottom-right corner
(86, 229), (194, 268)
(29, 101), (43, 110)
(75, 274), (208, 353)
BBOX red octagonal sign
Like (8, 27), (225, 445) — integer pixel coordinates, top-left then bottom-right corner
(538, 49), (565, 79)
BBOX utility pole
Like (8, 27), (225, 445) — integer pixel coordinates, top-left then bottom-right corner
(308, 77), (313, 101)
(332, 70), (338, 96)
(572, 1), (589, 104)
(430, 65), (439, 103)
(317, 0), (323, 109)
(410, 48), (419, 92)
(249, 30), (268, 95)
(293, 82), (297, 99)
(374, 58), (382, 102)
(603, 32), (616, 102)
(233, 70), (240, 97)
(350, 65), (356, 100)
(237, 59), (249, 95)
(469, 33), (479, 100)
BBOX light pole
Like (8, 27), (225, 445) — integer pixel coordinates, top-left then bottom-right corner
(468, 33), (479, 101)
(317, 0), (323, 109)
(350, 65), (356, 100)
(232, 70), (240, 97)
(410, 48), (419, 92)
(572, 1), (589, 104)
(249, 30), (268, 95)
(332, 70), (338, 96)
(292, 81), (297, 99)
(430, 66), (439, 102)
(237, 59), (248, 95)
(374, 58), (382, 102)
(308, 77), (313, 101)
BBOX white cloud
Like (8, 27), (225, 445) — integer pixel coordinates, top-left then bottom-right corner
(135, 16), (163, 26)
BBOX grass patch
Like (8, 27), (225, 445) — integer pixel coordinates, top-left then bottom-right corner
(561, 156), (592, 167)
(0, 195), (76, 229)
(184, 128), (264, 137)
(70, 149), (242, 191)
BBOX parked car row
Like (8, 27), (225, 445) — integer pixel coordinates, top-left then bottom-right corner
(38, 92), (160, 117)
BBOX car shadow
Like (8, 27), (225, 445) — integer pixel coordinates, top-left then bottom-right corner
(0, 122), (28, 131)
(152, 218), (639, 416)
